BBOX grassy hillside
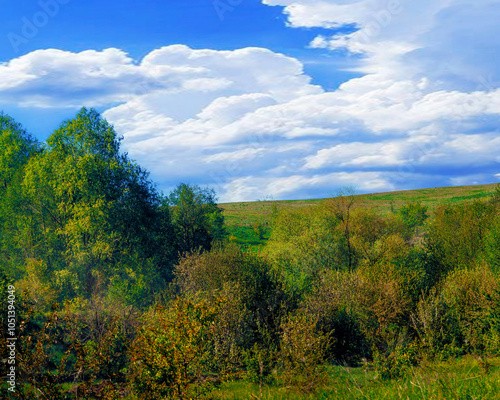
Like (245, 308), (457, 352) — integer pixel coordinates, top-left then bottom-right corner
(221, 183), (499, 248)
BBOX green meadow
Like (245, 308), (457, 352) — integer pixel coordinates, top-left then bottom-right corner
(222, 183), (499, 249)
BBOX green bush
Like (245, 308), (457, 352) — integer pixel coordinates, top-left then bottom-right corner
(278, 313), (330, 393)
(357, 263), (412, 346)
(174, 244), (295, 361)
(129, 298), (226, 400)
(411, 289), (464, 360)
(426, 201), (496, 273)
(265, 206), (344, 292)
(302, 270), (370, 364)
(243, 341), (278, 386)
(350, 209), (410, 268)
(412, 267), (500, 358)
(442, 267), (500, 354)
(484, 215), (500, 275)
(327, 306), (370, 365)
(373, 338), (419, 380)
(168, 183), (226, 255)
(393, 247), (440, 303)
(251, 218), (269, 241)
(398, 201), (428, 234)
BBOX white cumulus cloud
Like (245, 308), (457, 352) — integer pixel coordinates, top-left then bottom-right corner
(0, 1), (500, 201)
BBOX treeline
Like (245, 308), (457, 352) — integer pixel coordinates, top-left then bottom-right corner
(1, 109), (500, 399)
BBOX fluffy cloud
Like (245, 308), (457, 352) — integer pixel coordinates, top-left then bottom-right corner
(221, 171), (394, 202)
(0, 46), (320, 108)
(1, 1), (500, 201)
(0, 48), (140, 106)
(272, 0), (500, 88)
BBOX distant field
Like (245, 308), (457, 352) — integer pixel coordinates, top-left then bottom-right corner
(220, 183), (499, 248)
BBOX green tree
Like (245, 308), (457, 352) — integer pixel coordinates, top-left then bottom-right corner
(0, 112), (39, 189)
(0, 113), (40, 279)
(21, 108), (174, 301)
(426, 200), (495, 274)
(168, 183), (226, 255)
(327, 187), (357, 271)
(265, 206), (340, 292)
(399, 201), (428, 234)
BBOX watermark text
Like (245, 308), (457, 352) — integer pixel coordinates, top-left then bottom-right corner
(6, 285), (17, 393)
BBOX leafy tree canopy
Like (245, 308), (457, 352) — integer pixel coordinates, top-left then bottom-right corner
(0, 112), (39, 188)
(168, 183), (226, 255)
(13, 108), (175, 300)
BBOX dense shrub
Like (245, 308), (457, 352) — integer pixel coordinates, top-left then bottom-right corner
(373, 336), (419, 380)
(174, 244), (295, 364)
(350, 209), (411, 268)
(265, 205), (413, 294)
(412, 267), (500, 359)
(426, 200), (496, 274)
(398, 201), (429, 234)
(265, 206), (342, 291)
(302, 254), (423, 364)
(392, 247), (441, 304)
(302, 270), (370, 364)
(411, 289), (465, 360)
(129, 298), (227, 400)
(484, 214), (500, 275)
(278, 312), (330, 392)
(441, 267), (500, 354)
(0, 294), (133, 399)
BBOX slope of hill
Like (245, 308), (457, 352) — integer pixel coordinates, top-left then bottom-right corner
(221, 183), (499, 248)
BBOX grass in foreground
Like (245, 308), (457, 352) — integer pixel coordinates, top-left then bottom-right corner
(210, 356), (500, 400)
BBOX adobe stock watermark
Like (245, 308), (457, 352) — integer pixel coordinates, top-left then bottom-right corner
(207, 131), (275, 197)
(213, 0), (244, 22)
(8, 0), (72, 53)
(395, 139), (443, 182)
(6, 285), (17, 393)
(356, 0), (403, 45)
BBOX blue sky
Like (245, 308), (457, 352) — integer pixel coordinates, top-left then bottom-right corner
(1, 0), (500, 201)
(0, 0), (355, 136)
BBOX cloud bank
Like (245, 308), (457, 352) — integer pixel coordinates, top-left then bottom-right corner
(1, 0), (499, 201)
